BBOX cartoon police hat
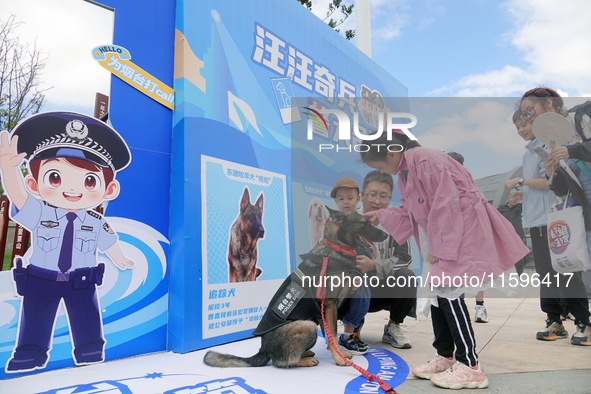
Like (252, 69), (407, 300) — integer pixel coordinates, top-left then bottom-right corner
(12, 111), (131, 172)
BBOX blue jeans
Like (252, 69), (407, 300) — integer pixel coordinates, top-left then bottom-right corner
(340, 283), (371, 329)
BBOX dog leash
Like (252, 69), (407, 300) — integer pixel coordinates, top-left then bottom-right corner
(317, 255), (399, 394)
(315, 239), (356, 298)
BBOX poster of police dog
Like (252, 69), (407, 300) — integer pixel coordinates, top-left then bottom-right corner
(201, 155), (290, 339)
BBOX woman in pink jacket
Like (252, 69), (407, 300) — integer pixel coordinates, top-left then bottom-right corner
(362, 132), (529, 390)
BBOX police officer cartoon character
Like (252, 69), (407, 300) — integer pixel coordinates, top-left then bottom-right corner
(0, 111), (134, 372)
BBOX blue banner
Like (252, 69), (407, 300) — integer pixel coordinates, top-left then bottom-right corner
(170, 0), (407, 352)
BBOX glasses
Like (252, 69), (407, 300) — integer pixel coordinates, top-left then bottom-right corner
(519, 105), (536, 123)
(365, 192), (392, 203)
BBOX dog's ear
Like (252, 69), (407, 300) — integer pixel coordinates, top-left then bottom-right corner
(326, 206), (343, 221)
(308, 201), (313, 218)
(255, 193), (264, 212)
(240, 187), (251, 211)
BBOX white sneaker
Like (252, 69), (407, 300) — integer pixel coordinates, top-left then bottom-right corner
(475, 305), (488, 323)
(430, 361), (489, 389)
(382, 323), (412, 349)
(411, 355), (455, 379)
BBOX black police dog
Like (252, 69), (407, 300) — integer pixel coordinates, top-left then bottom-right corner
(204, 208), (387, 368)
(228, 187), (265, 282)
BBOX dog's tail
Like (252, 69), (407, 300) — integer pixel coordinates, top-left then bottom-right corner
(203, 349), (270, 368)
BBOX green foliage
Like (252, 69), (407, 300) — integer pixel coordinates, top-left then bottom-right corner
(2, 252), (11, 271)
(297, 0), (355, 40)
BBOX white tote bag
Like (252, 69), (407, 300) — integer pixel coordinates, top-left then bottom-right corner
(547, 196), (591, 273)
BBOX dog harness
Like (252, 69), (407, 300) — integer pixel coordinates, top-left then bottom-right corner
(252, 239), (357, 336)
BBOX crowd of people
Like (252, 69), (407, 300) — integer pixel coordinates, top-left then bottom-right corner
(324, 86), (591, 390)
(509, 87), (591, 345)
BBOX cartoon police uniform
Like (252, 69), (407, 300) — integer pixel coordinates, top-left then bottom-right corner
(6, 112), (130, 372)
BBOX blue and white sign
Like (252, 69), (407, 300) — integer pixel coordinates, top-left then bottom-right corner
(170, 0), (407, 353)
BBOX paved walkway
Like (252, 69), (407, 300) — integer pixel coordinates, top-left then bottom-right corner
(361, 278), (591, 392)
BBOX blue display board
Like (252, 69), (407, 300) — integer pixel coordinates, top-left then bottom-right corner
(170, 0), (407, 353)
(0, 0), (412, 381)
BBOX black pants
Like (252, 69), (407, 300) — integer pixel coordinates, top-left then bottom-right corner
(368, 267), (417, 324)
(338, 267), (417, 325)
(529, 226), (590, 325)
(514, 236), (527, 276)
(432, 296), (478, 367)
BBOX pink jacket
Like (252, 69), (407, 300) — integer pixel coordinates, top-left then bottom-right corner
(376, 147), (529, 282)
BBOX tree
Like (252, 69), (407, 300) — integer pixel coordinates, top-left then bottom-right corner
(0, 15), (48, 131)
(298, 0), (355, 40)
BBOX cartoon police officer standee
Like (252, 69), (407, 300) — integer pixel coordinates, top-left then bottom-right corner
(0, 111), (134, 372)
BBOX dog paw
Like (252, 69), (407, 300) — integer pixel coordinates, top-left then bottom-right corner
(302, 350), (315, 358)
(331, 350), (352, 366)
(297, 357), (319, 367)
(340, 350), (353, 360)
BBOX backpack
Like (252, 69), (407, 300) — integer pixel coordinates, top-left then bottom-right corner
(568, 100), (591, 141)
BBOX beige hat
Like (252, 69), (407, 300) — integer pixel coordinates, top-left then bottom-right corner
(330, 177), (360, 198)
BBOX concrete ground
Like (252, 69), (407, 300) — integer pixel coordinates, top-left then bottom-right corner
(2, 270), (590, 393)
(360, 277), (591, 393)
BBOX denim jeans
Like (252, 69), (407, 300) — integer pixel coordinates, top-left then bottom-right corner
(340, 284), (371, 329)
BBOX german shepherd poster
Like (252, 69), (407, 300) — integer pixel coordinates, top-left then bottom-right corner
(205, 208), (387, 368)
(228, 187), (265, 282)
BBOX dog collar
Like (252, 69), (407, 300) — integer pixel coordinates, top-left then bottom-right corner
(323, 238), (357, 257)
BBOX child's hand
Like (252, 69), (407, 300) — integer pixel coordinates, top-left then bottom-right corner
(504, 178), (519, 190)
(549, 140), (569, 162)
(356, 255), (375, 273)
(113, 258), (135, 270)
(0, 132), (26, 170)
(427, 254), (439, 264)
(363, 211), (379, 225)
(543, 157), (558, 178)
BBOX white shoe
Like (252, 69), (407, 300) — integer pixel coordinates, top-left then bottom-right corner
(411, 354), (455, 379)
(431, 361), (489, 389)
(382, 323), (412, 349)
(475, 305), (488, 323)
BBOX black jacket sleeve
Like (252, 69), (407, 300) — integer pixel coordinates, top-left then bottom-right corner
(567, 140), (591, 161)
(549, 167), (570, 197)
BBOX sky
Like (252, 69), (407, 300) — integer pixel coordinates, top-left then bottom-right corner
(363, 0), (591, 98)
(309, 0), (591, 178)
(1, 0), (590, 179)
(0, 0), (113, 115)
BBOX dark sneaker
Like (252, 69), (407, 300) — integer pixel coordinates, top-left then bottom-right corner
(536, 319), (568, 341)
(571, 323), (591, 346)
(338, 333), (368, 355)
(382, 323), (412, 349)
(5, 348), (47, 372)
(6, 356), (46, 372)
